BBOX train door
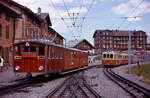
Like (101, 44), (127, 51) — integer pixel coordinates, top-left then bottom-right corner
(47, 45), (51, 72)
(50, 46), (61, 72)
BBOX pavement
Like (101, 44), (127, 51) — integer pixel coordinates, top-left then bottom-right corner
(0, 66), (25, 83)
(0, 61), (101, 83)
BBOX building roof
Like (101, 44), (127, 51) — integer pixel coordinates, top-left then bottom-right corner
(0, 3), (20, 18)
(14, 39), (87, 53)
(36, 13), (52, 26)
(48, 27), (64, 39)
(93, 29), (146, 38)
(2, 0), (42, 23)
(66, 40), (83, 48)
(66, 39), (94, 49)
(39, 13), (49, 19)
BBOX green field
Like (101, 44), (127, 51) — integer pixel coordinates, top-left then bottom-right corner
(128, 64), (150, 85)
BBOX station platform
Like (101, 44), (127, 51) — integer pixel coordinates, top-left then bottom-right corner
(0, 66), (25, 83)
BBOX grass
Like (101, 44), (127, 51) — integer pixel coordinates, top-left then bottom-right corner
(127, 64), (150, 85)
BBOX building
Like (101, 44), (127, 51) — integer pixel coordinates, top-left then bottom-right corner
(0, 1), (20, 66)
(36, 7), (64, 45)
(66, 39), (94, 54)
(0, 0), (64, 66)
(93, 29), (147, 54)
(48, 27), (64, 45)
(147, 44), (150, 50)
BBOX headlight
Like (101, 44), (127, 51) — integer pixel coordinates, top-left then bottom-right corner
(38, 66), (44, 71)
(15, 66), (20, 71)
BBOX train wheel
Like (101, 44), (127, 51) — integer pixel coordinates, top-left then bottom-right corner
(26, 72), (32, 79)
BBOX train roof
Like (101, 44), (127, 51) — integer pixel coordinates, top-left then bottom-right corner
(102, 51), (134, 56)
(14, 39), (88, 53)
(102, 51), (118, 54)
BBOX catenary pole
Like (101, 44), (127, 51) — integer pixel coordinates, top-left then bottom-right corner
(128, 31), (131, 74)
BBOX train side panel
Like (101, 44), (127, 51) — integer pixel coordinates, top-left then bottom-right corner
(47, 46), (64, 73)
(63, 49), (88, 71)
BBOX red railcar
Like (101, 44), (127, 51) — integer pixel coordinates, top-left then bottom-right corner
(13, 39), (88, 77)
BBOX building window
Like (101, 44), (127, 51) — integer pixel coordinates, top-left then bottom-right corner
(0, 24), (2, 37)
(2, 47), (4, 58)
(5, 47), (9, 63)
(6, 26), (9, 39)
(0, 8), (1, 18)
(5, 14), (10, 21)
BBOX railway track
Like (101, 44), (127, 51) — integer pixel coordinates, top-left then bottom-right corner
(103, 68), (150, 98)
(0, 78), (36, 95)
(46, 71), (101, 98)
(0, 75), (61, 95)
(0, 65), (98, 96)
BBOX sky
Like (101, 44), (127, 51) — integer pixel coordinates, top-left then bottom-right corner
(13, 0), (150, 45)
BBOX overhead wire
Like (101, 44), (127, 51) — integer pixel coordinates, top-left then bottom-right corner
(61, 0), (88, 39)
(49, 0), (76, 38)
(117, 0), (144, 30)
(124, 1), (150, 30)
(62, 0), (71, 19)
(79, 0), (96, 38)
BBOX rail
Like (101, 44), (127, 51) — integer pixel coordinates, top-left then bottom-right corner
(103, 68), (150, 98)
(46, 72), (101, 98)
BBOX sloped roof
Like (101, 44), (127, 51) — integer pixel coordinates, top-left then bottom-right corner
(39, 13), (49, 19)
(36, 13), (52, 26)
(4, 0), (42, 23)
(0, 3), (20, 18)
(48, 27), (64, 39)
(93, 29), (146, 38)
(66, 39), (83, 48)
(66, 39), (94, 49)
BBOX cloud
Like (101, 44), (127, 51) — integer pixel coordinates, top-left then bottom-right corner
(68, 7), (88, 14)
(99, 0), (125, 2)
(112, 0), (150, 21)
(13, 0), (93, 42)
(100, 0), (114, 2)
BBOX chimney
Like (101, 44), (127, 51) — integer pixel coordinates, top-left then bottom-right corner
(38, 7), (41, 15)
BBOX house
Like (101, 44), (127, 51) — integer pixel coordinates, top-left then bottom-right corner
(0, 0), (64, 66)
(66, 39), (94, 54)
(36, 7), (64, 45)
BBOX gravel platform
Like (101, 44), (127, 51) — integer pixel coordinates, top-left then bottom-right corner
(84, 67), (132, 98)
(1, 77), (67, 98)
(113, 64), (150, 90)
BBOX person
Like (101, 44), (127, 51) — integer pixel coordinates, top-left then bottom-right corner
(0, 56), (4, 72)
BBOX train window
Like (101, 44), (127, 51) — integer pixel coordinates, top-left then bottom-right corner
(56, 48), (58, 59)
(48, 47), (51, 58)
(24, 46), (29, 52)
(38, 46), (44, 55)
(17, 46), (21, 56)
(51, 47), (55, 59)
(110, 54), (113, 58)
(60, 48), (62, 59)
(103, 54), (106, 58)
(107, 54), (109, 58)
(58, 48), (60, 59)
(30, 46), (36, 52)
(15, 46), (21, 56)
